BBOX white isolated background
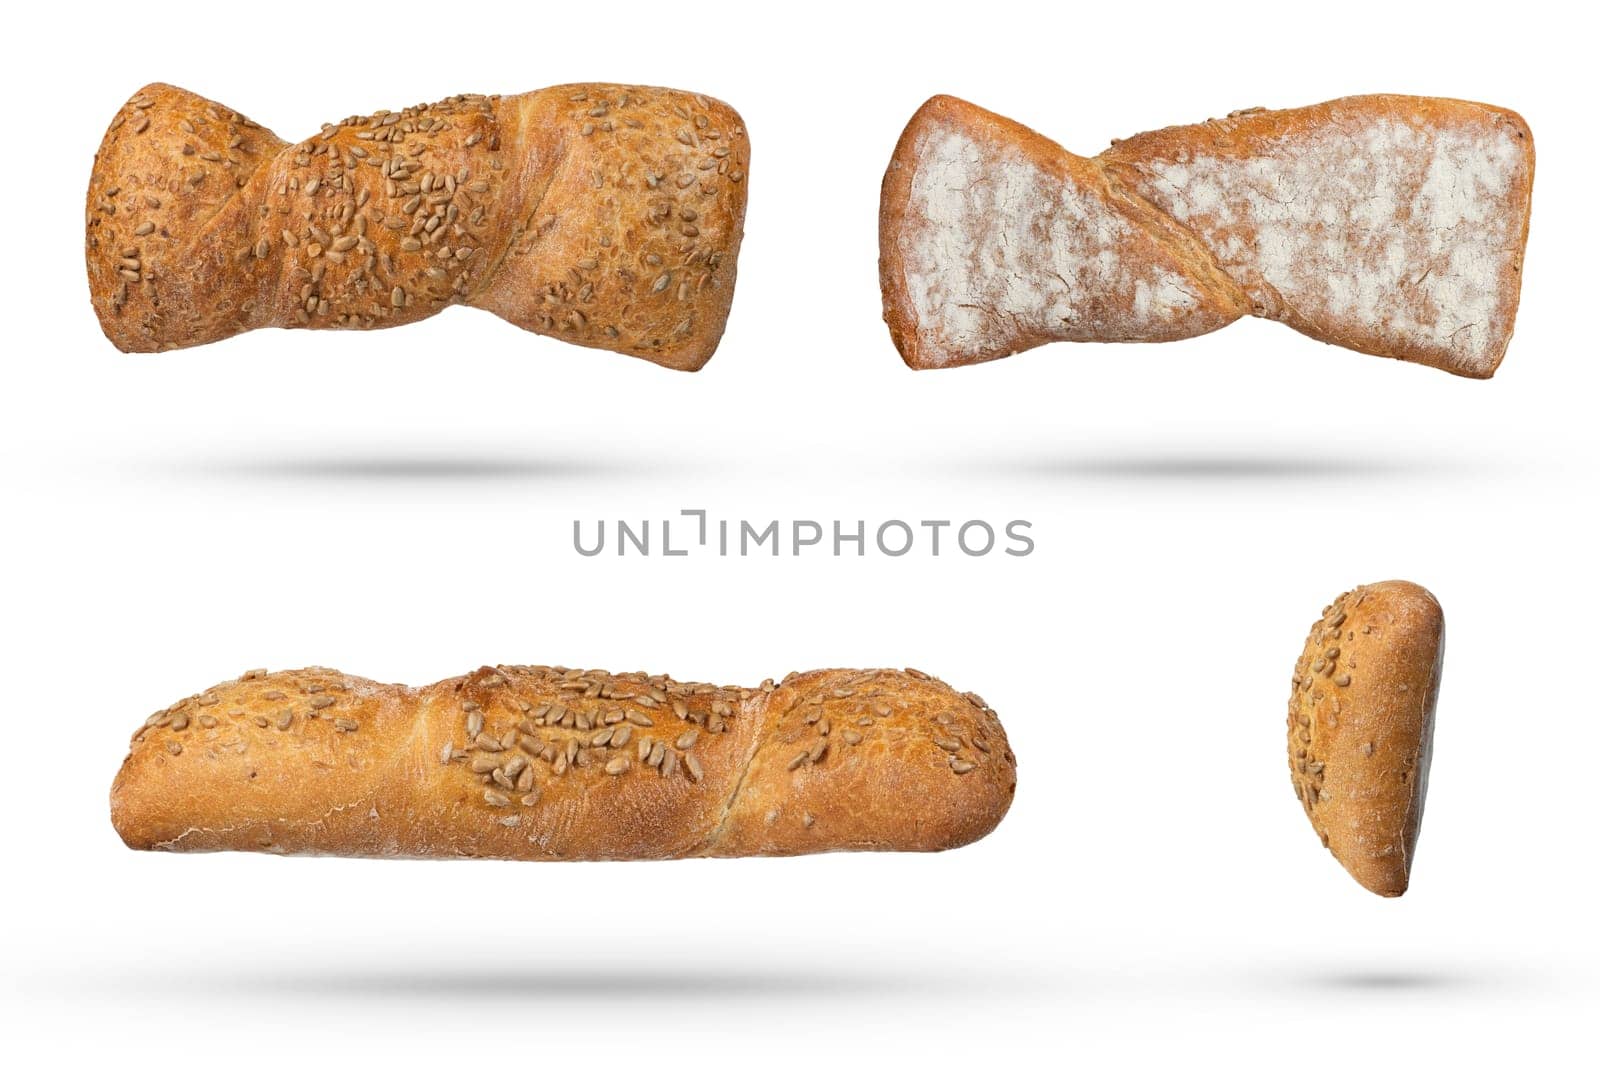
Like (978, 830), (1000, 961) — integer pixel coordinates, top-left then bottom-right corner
(0, 1), (1593, 1061)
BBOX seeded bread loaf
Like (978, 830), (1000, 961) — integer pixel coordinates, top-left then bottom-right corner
(1289, 581), (1444, 896)
(880, 94), (1533, 377)
(86, 83), (749, 369)
(110, 665), (1015, 860)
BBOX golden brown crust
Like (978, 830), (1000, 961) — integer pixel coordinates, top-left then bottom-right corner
(704, 668), (1015, 856)
(880, 94), (1533, 376)
(1288, 581), (1444, 896)
(85, 83), (749, 370)
(110, 665), (1015, 861)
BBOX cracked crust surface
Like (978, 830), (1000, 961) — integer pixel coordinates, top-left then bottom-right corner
(110, 665), (1015, 861)
(881, 94), (1533, 376)
(85, 82), (749, 370)
(1288, 581), (1444, 896)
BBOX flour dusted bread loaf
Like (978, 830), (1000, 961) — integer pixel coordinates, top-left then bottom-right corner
(111, 664), (1014, 860)
(881, 94), (1533, 377)
(1289, 582), (1444, 896)
(86, 83), (749, 369)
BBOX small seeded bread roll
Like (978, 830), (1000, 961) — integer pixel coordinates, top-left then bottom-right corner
(881, 94), (1533, 377)
(110, 665), (1015, 860)
(1288, 582), (1444, 896)
(86, 83), (749, 370)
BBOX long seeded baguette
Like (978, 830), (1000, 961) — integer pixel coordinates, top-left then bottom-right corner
(85, 83), (749, 370)
(881, 94), (1533, 377)
(110, 665), (1015, 860)
(1289, 581), (1444, 896)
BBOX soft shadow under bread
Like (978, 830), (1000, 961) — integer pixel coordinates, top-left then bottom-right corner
(70, 961), (1037, 1005)
(955, 449), (1498, 483)
(122, 450), (672, 484)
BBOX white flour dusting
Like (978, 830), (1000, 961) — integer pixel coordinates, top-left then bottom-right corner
(1138, 115), (1526, 372)
(900, 125), (1206, 364)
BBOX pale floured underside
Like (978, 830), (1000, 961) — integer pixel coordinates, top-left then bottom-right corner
(1121, 114), (1528, 376)
(899, 125), (1215, 365)
(891, 100), (1530, 375)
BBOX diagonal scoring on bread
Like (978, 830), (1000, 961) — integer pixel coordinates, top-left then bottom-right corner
(110, 664), (1016, 861)
(880, 94), (1533, 377)
(85, 83), (750, 369)
(1288, 581), (1444, 896)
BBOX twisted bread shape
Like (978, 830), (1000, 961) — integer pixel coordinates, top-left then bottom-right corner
(86, 83), (750, 370)
(110, 664), (1016, 860)
(880, 95), (1533, 377)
